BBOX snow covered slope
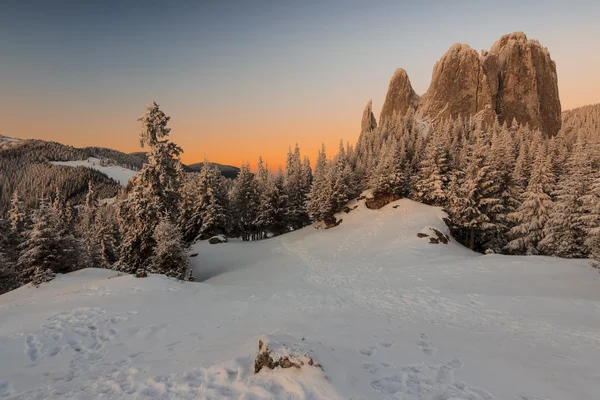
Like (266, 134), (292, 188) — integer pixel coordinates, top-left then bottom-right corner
(1, 199), (600, 399)
(50, 157), (137, 186)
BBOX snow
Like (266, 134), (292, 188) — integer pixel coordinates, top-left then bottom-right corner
(0, 134), (21, 143)
(49, 157), (137, 186)
(1, 199), (600, 399)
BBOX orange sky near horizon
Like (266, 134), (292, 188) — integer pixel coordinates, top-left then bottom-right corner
(2, 75), (598, 170)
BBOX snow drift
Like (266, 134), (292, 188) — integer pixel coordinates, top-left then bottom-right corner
(1, 199), (599, 399)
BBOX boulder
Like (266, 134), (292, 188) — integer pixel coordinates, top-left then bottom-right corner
(208, 235), (227, 245)
(379, 68), (420, 124)
(254, 337), (321, 374)
(135, 269), (147, 278)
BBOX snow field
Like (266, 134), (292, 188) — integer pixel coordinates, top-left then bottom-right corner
(1, 199), (599, 399)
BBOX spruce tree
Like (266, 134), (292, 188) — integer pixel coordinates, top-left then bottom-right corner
(285, 145), (309, 229)
(118, 102), (184, 272)
(414, 129), (449, 205)
(9, 191), (27, 235)
(446, 128), (499, 250)
(17, 199), (67, 286)
(230, 162), (259, 240)
(506, 145), (554, 255)
(150, 217), (190, 280)
(539, 135), (593, 257)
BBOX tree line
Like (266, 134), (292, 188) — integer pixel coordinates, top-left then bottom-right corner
(1, 102), (599, 294)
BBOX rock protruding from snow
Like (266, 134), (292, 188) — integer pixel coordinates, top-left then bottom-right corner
(489, 32), (561, 137)
(379, 68), (419, 125)
(254, 337), (321, 374)
(360, 100), (377, 134)
(208, 235), (227, 244)
(420, 43), (496, 127)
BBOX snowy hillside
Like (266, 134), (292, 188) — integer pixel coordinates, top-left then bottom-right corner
(1, 199), (599, 399)
(0, 134), (21, 143)
(50, 157), (137, 186)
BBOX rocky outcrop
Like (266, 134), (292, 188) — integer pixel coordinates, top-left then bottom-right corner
(489, 32), (561, 137)
(361, 100), (377, 134)
(419, 44), (496, 126)
(368, 32), (561, 137)
(379, 68), (420, 124)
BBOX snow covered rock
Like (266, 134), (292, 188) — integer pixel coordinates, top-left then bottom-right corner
(254, 336), (321, 374)
(417, 227), (450, 244)
(208, 234), (227, 244)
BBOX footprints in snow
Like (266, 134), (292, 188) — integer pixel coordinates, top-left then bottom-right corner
(359, 335), (491, 399)
(369, 358), (493, 399)
(418, 333), (438, 356)
(358, 340), (394, 357)
(22, 308), (136, 364)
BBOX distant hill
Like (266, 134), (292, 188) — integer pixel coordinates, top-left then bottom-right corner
(185, 162), (240, 179)
(0, 137), (240, 216)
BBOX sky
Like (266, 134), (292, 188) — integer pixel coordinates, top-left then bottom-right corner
(1, 0), (600, 168)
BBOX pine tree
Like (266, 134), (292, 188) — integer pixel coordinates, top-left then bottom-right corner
(371, 136), (408, 199)
(9, 191), (27, 234)
(0, 219), (20, 294)
(180, 160), (230, 243)
(485, 123), (520, 249)
(118, 102), (184, 272)
(307, 144), (336, 225)
(80, 181), (100, 268)
(331, 140), (353, 210)
(256, 168), (290, 237)
(446, 128), (499, 250)
(414, 129), (449, 205)
(539, 135), (594, 257)
(506, 145), (554, 255)
(94, 204), (120, 268)
(150, 217), (190, 280)
(285, 145), (309, 229)
(16, 199), (73, 286)
(230, 162), (259, 240)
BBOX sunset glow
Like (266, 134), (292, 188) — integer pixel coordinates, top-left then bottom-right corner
(2, 0), (599, 168)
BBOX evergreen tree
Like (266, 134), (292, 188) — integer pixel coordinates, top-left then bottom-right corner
(0, 219), (20, 294)
(9, 191), (27, 234)
(331, 140), (353, 210)
(150, 217), (190, 280)
(118, 102), (184, 272)
(285, 145), (309, 229)
(180, 160), (230, 242)
(16, 198), (77, 286)
(485, 123), (520, 249)
(80, 181), (100, 268)
(230, 162), (259, 240)
(414, 129), (449, 205)
(307, 144), (336, 225)
(506, 145), (554, 255)
(94, 204), (121, 268)
(446, 129), (499, 250)
(371, 136), (408, 199)
(539, 135), (593, 257)
(256, 168), (290, 237)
